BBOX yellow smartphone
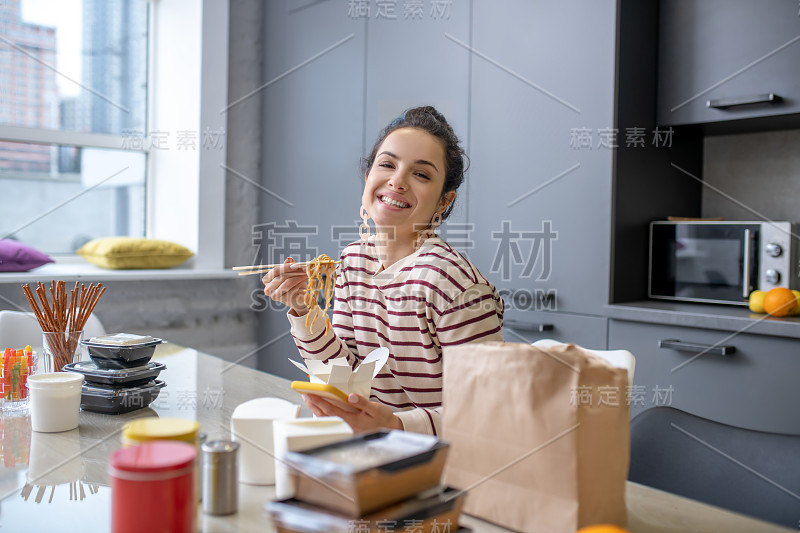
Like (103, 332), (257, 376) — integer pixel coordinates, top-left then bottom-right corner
(291, 381), (360, 413)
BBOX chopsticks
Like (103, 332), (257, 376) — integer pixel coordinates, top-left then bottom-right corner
(232, 260), (341, 276)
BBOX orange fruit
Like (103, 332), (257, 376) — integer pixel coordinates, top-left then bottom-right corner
(762, 287), (798, 317)
(577, 526), (630, 533)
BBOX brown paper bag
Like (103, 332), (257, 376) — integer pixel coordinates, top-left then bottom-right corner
(443, 341), (629, 533)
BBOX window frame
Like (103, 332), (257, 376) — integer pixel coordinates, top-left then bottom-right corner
(0, 0), (229, 272)
(0, 125), (137, 152)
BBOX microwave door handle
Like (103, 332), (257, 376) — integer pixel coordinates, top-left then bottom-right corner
(742, 229), (752, 299)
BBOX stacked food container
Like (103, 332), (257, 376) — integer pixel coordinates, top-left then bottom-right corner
(63, 333), (166, 414)
(268, 430), (469, 532)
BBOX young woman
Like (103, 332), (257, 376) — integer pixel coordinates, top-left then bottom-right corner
(262, 106), (504, 435)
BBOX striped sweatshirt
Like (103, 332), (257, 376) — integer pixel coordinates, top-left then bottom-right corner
(288, 236), (505, 435)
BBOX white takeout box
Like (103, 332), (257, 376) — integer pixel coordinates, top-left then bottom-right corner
(288, 347), (390, 397)
(230, 397), (300, 485)
(272, 417), (353, 500)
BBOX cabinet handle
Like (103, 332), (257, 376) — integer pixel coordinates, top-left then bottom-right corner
(658, 339), (736, 356)
(504, 319), (554, 333)
(707, 93), (780, 109)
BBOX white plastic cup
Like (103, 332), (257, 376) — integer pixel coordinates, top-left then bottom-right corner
(27, 372), (84, 432)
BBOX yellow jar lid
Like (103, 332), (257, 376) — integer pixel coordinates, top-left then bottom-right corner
(122, 417), (200, 445)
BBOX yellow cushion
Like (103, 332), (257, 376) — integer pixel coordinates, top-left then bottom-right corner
(77, 237), (194, 269)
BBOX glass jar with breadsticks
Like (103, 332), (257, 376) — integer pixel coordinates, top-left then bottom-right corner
(21, 281), (106, 372)
(233, 254), (340, 334)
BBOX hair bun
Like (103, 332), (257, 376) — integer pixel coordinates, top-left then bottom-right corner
(407, 105), (441, 122)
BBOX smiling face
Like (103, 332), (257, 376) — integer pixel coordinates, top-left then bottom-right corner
(362, 127), (455, 243)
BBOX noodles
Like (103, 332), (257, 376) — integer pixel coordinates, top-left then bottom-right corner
(303, 254), (338, 335)
(235, 255), (340, 334)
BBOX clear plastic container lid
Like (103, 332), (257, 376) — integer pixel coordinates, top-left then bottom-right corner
(82, 379), (165, 397)
(64, 360), (166, 385)
(286, 430), (443, 475)
(84, 333), (162, 348)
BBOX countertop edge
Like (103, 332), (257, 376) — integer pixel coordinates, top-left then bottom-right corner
(604, 301), (800, 340)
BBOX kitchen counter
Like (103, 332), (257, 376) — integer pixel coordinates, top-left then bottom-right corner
(0, 344), (792, 532)
(605, 300), (800, 340)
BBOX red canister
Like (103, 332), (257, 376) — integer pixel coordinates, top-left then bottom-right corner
(110, 440), (196, 533)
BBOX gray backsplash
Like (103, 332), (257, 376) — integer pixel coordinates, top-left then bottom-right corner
(703, 129), (800, 222)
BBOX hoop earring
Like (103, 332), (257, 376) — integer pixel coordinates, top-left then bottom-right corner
(414, 211), (442, 250)
(359, 205), (371, 246)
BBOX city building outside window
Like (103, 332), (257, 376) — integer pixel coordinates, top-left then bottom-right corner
(0, 0), (149, 255)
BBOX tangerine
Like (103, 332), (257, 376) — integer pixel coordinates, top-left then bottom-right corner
(762, 287), (798, 317)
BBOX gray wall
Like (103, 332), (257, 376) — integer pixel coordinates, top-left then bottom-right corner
(702, 129), (800, 222)
(257, 0), (368, 378)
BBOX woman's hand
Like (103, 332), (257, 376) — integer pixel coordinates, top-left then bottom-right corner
(262, 258), (310, 316)
(303, 393), (404, 434)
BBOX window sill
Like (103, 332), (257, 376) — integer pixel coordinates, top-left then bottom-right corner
(0, 262), (236, 283)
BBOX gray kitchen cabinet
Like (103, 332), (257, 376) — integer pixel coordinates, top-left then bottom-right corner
(609, 319), (800, 435)
(466, 0), (615, 317)
(503, 309), (608, 350)
(657, 0), (800, 127)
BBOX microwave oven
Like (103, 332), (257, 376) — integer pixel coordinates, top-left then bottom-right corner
(649, 221), (800, 305)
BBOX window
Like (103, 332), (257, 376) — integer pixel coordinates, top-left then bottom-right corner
(0, 0), (149, 256)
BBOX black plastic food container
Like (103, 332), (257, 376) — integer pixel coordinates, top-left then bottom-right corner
(81, 333), (164, 369)
(63, 360), (166, 387)
(79, 379), (166, 414)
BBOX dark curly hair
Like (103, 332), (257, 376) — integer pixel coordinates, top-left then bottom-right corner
(361, 106), (468, 221)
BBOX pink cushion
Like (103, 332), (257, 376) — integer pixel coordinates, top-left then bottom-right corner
(0, 240), (54, 272)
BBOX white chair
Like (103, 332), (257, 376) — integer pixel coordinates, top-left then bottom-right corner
(0, 310), (106, 349)
(532, 338), (636, 387)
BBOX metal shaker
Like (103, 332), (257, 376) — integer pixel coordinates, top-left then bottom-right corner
(201, 440), (239, 515)
(197, 432), (207, 501)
